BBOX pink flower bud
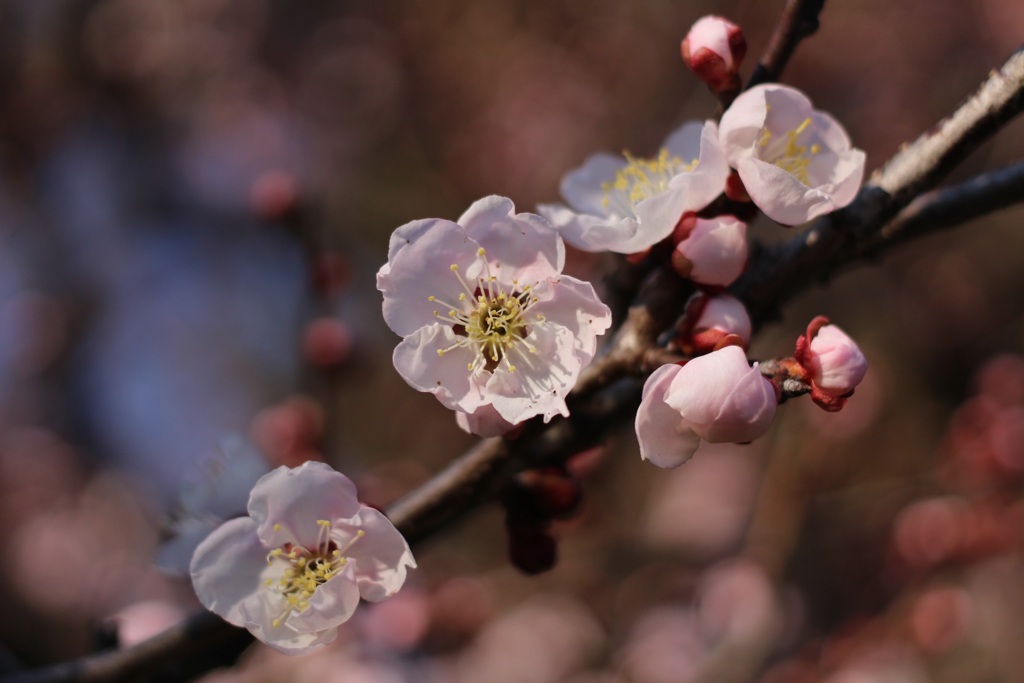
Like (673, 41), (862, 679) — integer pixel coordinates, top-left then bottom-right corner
(795, 317), (868, 411)
(682, 16), (747, 93)
(806, 324), (868, 395)
(671, 215), (748, 286)
(678, 293), (752, 354)
(636, 346), (777, 468)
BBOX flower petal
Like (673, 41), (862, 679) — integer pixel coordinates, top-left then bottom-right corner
(486, 323), (578, 424)
(285, 563), (361, 634)
(392, 324), (487, 413)
(737, 158), (833, 226)
(636, 364), (702, 468)
(459, 195), (564, 283)
(456, 404), (516, 437)
(240, 591), (341, 654)
(190, 516), (268, 627)
(528, 276), (612, 361)
(559, 153), (628, 217)
(334, 507), (416, 603)
(377, 219), (483, 337)
(248, 462), (362, 549)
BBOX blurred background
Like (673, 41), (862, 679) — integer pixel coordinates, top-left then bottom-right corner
(0, 0), (1023, 681)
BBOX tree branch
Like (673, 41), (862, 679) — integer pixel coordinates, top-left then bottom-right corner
(747, 0), (826, 88)
(734, 47), (1024, 328)
(8, 41), (1024, 683)
(872, 160), (1024, 251)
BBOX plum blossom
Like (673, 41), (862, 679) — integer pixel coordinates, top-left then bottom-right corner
(671, 214), (748, 286)
(682, 16), (747, 93)
(636, 346), (777, 468)
(679, 293), (752, 354)
(537, 121), (729, 254)
(377, 196), (611, 431)
(796, 316), (868, 411)
(190, 461), (415, 654)
(718, 84), (865, 226)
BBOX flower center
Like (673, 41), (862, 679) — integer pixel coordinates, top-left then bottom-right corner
(265, 520), (364, 627)
(601, 148), (697, 216)
(429, 248), (542, 374)
(757, 116), (821, 185)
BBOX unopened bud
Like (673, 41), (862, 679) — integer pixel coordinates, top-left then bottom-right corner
(671, 215), (748, 287)
(677, 293), (752, 354)
(682, 16), (746, 96)
(795, 316), (868, 411)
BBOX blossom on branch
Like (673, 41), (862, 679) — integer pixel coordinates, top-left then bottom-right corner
(538, 121), (729, 254)
(795, 316), (868, 411)
(682, 15), (747, 95)
(718, 84), (865, 226)
(378, 196), (611, 431)
(678, 292), (752, 354)
(636, 346), (777, 468)
(671, 214), (748, 286)
(190, 461), (415, 654)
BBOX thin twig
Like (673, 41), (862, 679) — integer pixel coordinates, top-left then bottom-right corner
(746, 0), (826, 88)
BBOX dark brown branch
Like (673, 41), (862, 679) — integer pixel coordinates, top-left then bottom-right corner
(872, 160), (1024, 250)
(734, 47), (1024, 328)
(747, 0), (826, 88)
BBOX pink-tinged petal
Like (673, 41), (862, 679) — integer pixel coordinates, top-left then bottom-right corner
(628, 187), (690, 252)
(528, 277), (612, 360)
(636, 364), (702, 468)
(808, 324), (868, 395)
(736, 158), (832, 226)
(456, 405), (516, 436)
(285, 563), (361, 634)
(486, 324), (577, 424)
(239, 591), (340, 654)
(190, 516), (267, 627)
(719, 88), (771, 162)
(459, 196), (564, 282)
(565, 212), (647, 253)
(537, 204), (618, 253)
(381, 218), (441, 274)
(677, 216), (748, 287)
(693, 294), (752, 345)
(377, 219), (483, 337)
(664, 346), (776, 443)
(392, 324), (487, 413)
(819, 148), (866, 208)
(559, 153), (629, 216)
(333, 507), (416, 603)
(761, 85), (814, 136)
(662, 121), (706, 162)
(680, 120), (731, 211)
(248, 462), (361, 549)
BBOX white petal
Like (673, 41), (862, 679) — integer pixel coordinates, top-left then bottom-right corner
(285, 563), (361, 634)
(636, 364), (701, 468)
(719, 87), (771, 163)
(737, 158), (832, 226)
(377, 219), (483, 337)
(459, 195), (564, 282)
(679, 217), (748, 287)
(247, 462), (362, 549)
(456, 405), (516, 436)
(335, 507), (416, 603)
(392, 324), (487, 413)
(559, 153), (628, 216)
(528, 277), (612, 361)
(240, 591), (340, 655)
(190, 517), (267, 628)
(662, 120), (706, 161)
(486, 323), (578, 424)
